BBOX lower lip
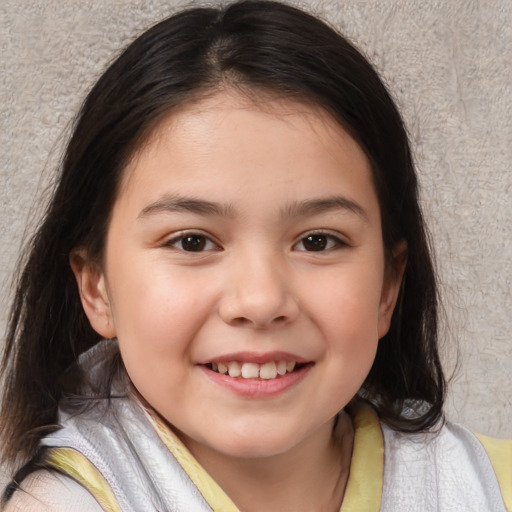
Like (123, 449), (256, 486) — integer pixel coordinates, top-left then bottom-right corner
(200, 364), (313, 398)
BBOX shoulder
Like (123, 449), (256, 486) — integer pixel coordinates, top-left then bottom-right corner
(3, 470), (103, 512)
(474, 430), (512, 512)
(381, 419), (512, 512)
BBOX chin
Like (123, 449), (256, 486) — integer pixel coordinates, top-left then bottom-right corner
(204, 427), (307, 461)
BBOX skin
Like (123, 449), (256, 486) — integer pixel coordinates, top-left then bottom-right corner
(72, 90), (405, 511)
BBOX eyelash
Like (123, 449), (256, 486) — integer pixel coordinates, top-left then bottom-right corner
(293, 231), (347, 252)
(163, 232), (220, 253)
(163, 230), (347, 253)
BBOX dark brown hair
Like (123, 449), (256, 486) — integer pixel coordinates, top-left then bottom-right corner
(1, 0), (444, 469)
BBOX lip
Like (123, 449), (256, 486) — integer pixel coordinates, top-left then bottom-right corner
(199, 361), (313, 398)
(198, 351), (310, 365)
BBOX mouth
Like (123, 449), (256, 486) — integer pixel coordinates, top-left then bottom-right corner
(206, 360), (308, 380)
(199, 354), (313, 397)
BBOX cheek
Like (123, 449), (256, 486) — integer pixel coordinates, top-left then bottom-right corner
(111, 273), (210, 407)
(305, 262), (384, 401)
(309, 266), (384, 343)
(105, 263), (218, 388)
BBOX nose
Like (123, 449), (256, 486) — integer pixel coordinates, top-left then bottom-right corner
(218, 253), (300, 328)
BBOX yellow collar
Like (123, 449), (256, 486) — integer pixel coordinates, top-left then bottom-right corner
(341, 401), (383, 512)
(145, 400), (384, 512)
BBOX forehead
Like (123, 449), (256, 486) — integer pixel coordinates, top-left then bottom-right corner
(116, 90), (378, 220)
(127, 89), (358, 162)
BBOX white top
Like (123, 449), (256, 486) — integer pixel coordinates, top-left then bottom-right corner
(4, 406), (510, 512)
(4, 470), (102, 512)
(3, 343), (511, 511)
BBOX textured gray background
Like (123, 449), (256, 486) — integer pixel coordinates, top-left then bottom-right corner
(1, 0), (511, 484)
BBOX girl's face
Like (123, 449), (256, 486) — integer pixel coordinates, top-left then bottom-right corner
(75, 91), (403, 462)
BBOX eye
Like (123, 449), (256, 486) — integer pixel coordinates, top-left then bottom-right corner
(165, 233), (219, 252)
(294, 232), (345, 252)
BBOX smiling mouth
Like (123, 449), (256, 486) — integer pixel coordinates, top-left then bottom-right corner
(206, 360), (307, 380)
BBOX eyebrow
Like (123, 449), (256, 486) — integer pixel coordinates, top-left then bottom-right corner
(282, 196), (369, 222)
(138, 194), (368, 222)
(138, 195), (234, 219)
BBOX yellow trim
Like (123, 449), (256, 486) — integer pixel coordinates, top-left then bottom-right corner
(340, 401), (383, 512)
(46, 447), (121, 512)
(144, 408), (240, 512)
(475, 433), (512, 511)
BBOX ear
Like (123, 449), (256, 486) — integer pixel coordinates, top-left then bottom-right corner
(70, 249), (116, 339)
(377, 241), (407, 339)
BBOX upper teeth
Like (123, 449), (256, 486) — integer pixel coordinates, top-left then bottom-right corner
(211, 361), (297, 380)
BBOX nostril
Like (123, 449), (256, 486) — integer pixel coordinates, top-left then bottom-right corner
(231, 317), (252, 327)
(229, 315), (287, 327)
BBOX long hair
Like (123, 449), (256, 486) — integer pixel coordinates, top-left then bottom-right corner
(1, 0), (444, 468)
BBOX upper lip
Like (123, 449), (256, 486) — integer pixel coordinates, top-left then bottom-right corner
(198, 351), (311, 365)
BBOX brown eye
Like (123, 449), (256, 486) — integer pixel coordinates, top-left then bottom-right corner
(302, 234), (328, 251)
(180, 235), (207, 251)
(165, 233), (218, 252)
(294, 233), (344, 252)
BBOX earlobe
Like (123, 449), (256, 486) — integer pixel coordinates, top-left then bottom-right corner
(69, 250), (116, 339)
(377, 241), (407, 339)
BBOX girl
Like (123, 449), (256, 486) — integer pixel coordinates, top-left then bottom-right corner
(1, 1), (510, 511)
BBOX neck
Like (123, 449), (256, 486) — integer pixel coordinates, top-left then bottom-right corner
(182, 413), (354, 512)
